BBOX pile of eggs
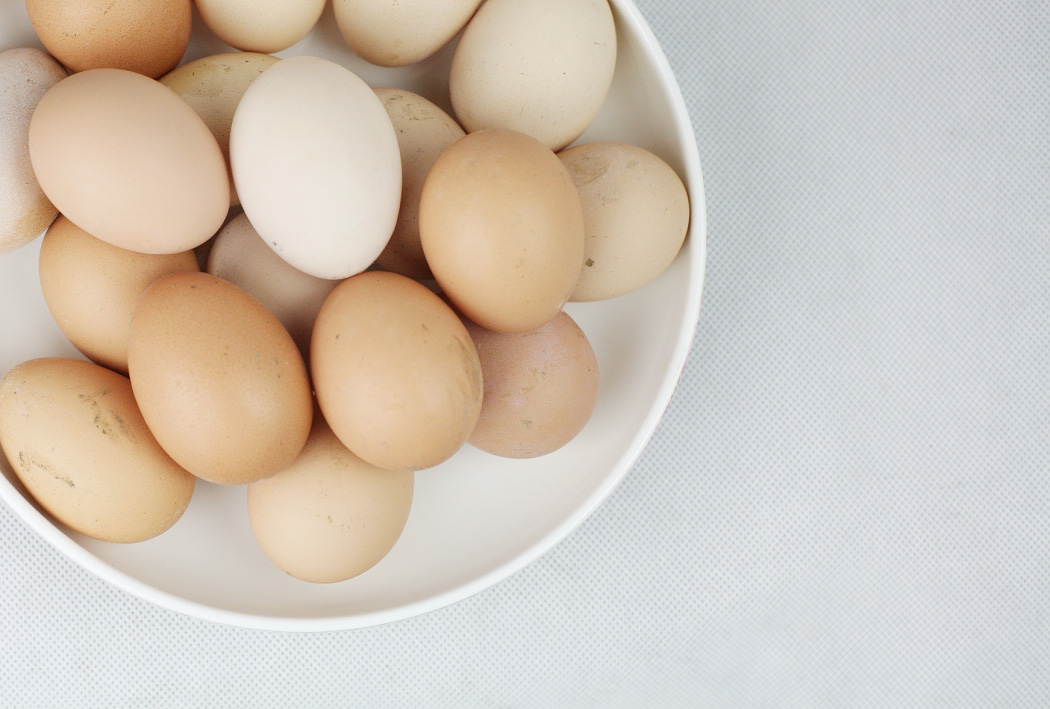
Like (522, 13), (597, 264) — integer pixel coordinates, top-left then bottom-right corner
(0, 0), (689, 584)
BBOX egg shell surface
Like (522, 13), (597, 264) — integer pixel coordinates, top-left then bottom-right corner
(334, 0), (483, 67)
(194, 0), (326, 54)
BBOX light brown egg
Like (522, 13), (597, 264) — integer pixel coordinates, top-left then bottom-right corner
(419, 129), (585, 333)
(127, 272), (313, 485)
(29, 69), (230, 255)
(38, 216), (200, 374)
(450, 0), (617, 151)
(195, 0), (326, 54)
(559, 143), (690, 301)
(160, 52), (280, 207)
(207, 213), (338, 355)
(334, 0), (483, 67)
(248, 414), (414, 584)
(466, 312), (599, 458)
(311, 271), (483, 472)
(26, 0), (192, 78)
(0, 48), (66, 254)
(373, 88), (465, 281)
(0, 358), (195, 543)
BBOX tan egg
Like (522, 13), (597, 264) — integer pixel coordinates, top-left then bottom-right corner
(373, 88), (465, 280)
(559, 143), (690, 301)
(207, 213), (338, 355)
(311, 271), (482, 472)
(419, 129), (585, 333)
(127, 272), (313, 485)
(26, 0), (191, 78)
(195, 0), (326, 54)
(0, 358), (195, 543)
(450, 0), (617, 151)
(334, 0), (483, 67)
(29, 69), (230, 255)
(0, 48), (66, 254)
(39, 216), (200, 374)
(465, 312), (598, 458)
(248, 414), (413, 584)
(160, 53), (280, 207)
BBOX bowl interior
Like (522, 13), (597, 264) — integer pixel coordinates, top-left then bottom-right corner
(0, 0), (706, 630)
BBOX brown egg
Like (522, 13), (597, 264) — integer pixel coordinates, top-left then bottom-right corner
(0, 358), (195, 543)
(559, 143), (690, 301)
(419, 129), (585, 333)
(311, 271), (483, 472)
(160, 52), (281, 207)
(248, 414), (414, 584)
(39, 216), (200, 374)
(374, 88), (465, 281)
(26, 0), (192, 78)
(28, 69), (230, 255)
(465, 312), (599, 458)
(127, 272), (313, 485)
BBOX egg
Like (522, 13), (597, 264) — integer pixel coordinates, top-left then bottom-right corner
(29, 69), (230, 255)
(0, 48), (66, 254)
(0, 358), (195, 543)
(465, 312), (599, 458)
(450, 0), (617, 151)
(248, 414), (414, 583)
(311, 271), (483, 472)
(39, 216), (200, 374)
(231, 56), (402, 280)
(560, 143), (690, 301)
(419, 129), (585, 333)
(334, 0), (483, 67)
(160, 52), (280, 207)
(26, 0), (191, 78)
(127, 272), (313, 485)
(207, 213), (338, 355)
(194, 0), (326, 53)
(373, 88), (466, 281)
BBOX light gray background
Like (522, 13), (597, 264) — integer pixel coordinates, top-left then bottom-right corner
(3, 0), (1049, 706)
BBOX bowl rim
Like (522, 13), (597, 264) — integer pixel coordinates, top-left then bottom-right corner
(0, 0), (708, 632)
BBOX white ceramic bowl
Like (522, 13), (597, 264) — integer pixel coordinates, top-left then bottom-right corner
(0, 0), (706, 631)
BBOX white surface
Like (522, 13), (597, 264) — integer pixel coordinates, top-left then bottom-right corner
(3, 0), (1050, 705)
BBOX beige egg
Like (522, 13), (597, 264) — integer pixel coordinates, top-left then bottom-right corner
(39, 216), (200, 374)
(195, 0), (326, 53)
(0, 48), (66, 254)
(466, 312), (599, 458)
(0, 358), (195, 543)
(560, 143), (690, 301)
(419, 129), (585, 333)
(334, 0), (483, 67)
(248, 414), (414, 584)
(127, 272), (313, 485)
(207, 213), (338, 354)
(26, 0), (191, 78)
(311, 271), (483, 472)
(450, 0), (617, 151)
(373, 88), (465, 280)
(160, 53), (280, 207)
(29, 69), (230, 255)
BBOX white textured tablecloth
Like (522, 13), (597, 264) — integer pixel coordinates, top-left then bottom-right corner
(4, 1), (1050, 706)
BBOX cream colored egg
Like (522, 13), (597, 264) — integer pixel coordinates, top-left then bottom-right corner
(28, 68), (230, 254)
(373, 88), (465, 280)
(0, 48), (66, 254)
(207, 213), (338, 354)
(160, 52), (280, 207)
(334, 0), (482, 67)
(195, 0), (326, 53)
(450, 0), (617, 151)
(559, 142), (690, 301)
(39, 216), (200, 374)
(0, 358), (195, 543)
(248, 415), (413, 584)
